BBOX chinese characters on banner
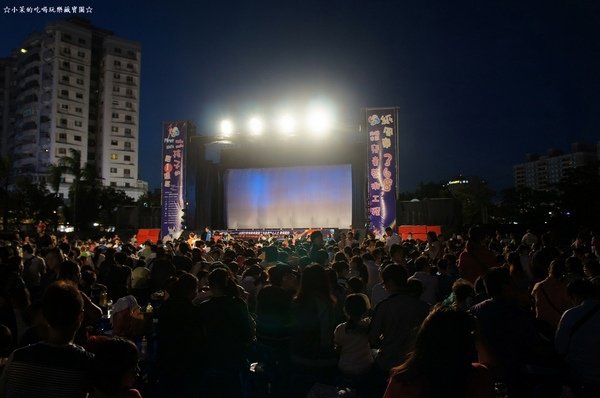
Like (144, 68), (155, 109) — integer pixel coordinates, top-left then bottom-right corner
(161, 122), (186, 239)
(367, 108), (398, 238)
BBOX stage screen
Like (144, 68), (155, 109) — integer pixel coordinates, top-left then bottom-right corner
(225, 164), (353, 229)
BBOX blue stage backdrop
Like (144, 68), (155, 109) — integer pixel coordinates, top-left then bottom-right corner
(225, 164), (353, 229)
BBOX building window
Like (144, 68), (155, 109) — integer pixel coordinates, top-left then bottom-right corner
(124, 155), (131, 161)
(126, 76), (134, 83)
(125, 102), (132, 108)
(60, 104), (69, 110)
(58, 147), (67, 155)
(113, 86), (120, 93)
(112, 112), (118, 118)
(77, 51), (85, 58)
(111, 126), (119, 133)
(63, 47), (71, 54)
(110, 182), (116, 187)
(77, 65), (84, 72)
(124, 169), (131, 176)
(124, 142), (132, 150)
(111, 140), (118, 146)
(75, 107), (82, 113)
(125, 88), (133, 96)
(114, 60), (121, 67)
(76, 78), (84, 85)
(76, 93), (83, 99)
(58, 133), (67, 140)
(114, 73), (120, 79)
(111, 153), (118, 160)
(60, 118), (67, 125)
(78, 38), (86, 45)
(125, 115), (132, 122)
(126, 63), (133, 69)
(110, 168), (117, 173)
(74, 120), (82, 127)
(115, 47), (122, 54)
(63, 33), (71, 40)
(74, 135), (81, 141)
(62, 75), (70, 83)
(124, 128), (132, 136)
(112, 100), (119, 106)
(62, 61), (70, 68)
(125, 182), (130, 187)
(60, 89), (69, 97)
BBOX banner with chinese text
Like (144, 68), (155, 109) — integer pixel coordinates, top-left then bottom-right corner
(366, 108), (398, 237)
(161, 122), (187, 239)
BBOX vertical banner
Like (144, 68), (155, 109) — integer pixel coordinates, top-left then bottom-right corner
(161, 121), (187, 239)
(366, 108), (398, 238)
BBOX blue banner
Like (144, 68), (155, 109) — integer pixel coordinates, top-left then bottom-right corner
(161, 122), (187, 239)
(366, 108), (398, 238)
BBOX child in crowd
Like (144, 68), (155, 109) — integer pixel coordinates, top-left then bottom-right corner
(333, 293), (373, 393)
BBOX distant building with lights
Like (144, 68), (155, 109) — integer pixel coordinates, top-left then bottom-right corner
(446, 175), (487, 194)
(513, 142), (597, 190)
(1, 17), (147, 200)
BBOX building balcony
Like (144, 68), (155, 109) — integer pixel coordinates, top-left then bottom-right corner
(13, 157), (37, 170)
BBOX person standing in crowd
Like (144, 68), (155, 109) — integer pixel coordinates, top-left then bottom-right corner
(555, 278), (600, 393)
(0, 281), (94, 397)
(369, 263), (429, 395)
(88, 337), (142, 398)
(408, 256), (438, 305)
(334, 293), (373, 395)
(384, 305), (495, 398)
(156, 272), (202, 397)
(531, 260), (571, 334)
(384, 227), (401, 254)
(290, 264), (338, 397)
(197, 268), (255, 398)
(33, 222), (53, 250)
(469, 267), (546, 396)
(423, 231), (442, 261)
(21, 244), (46, 302)
(458, 226), (496, 285)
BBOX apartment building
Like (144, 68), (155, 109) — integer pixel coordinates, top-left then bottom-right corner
(513, 143), (597, 190)
(5, 17), (146, 199)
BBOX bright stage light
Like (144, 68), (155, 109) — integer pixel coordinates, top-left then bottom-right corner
(248, 116), (264, 135)
(306, 107), (333, 136)
(220, 120), (234, 137)
(276, 114), (296, 135)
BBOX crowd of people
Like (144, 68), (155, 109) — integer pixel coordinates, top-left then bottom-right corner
(0, 222), (599, 398)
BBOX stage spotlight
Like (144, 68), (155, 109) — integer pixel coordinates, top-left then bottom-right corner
(306, 107), (333, 136)
(248, 116), (264, 136)
(277, 114), (296, 135)
(220, 120), (234, 137)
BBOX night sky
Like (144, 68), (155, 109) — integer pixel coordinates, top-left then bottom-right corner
(2, 0), (599, 193)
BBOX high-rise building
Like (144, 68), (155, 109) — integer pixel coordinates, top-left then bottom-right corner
(4, 17), (147, 199)
(0, 58), (13, 158)
(513, 142), (597, 190)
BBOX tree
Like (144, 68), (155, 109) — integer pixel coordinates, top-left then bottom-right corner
(556, 162), (600, 228)
(399, 181), (451, 200)
(449, 178), (495, 225)
(493, 187), (559, 227)
(10, 177), (62, 227)
(0, 155), (11, 231)
(49, 149), (100, 231)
